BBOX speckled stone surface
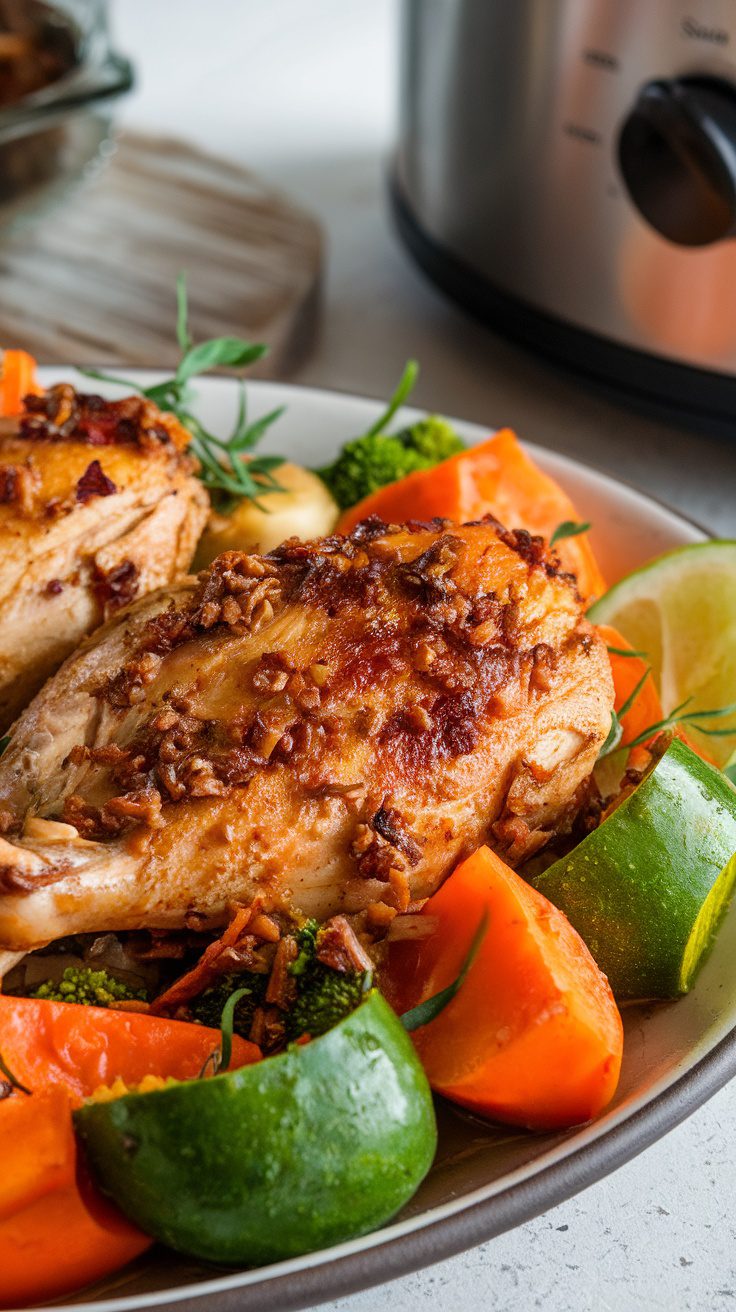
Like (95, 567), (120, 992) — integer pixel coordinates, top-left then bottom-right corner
(113, 3), (736, 1304)
(326, 1083), (736, 1311)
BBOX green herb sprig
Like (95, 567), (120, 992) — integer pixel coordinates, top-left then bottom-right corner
(549, 520), (592, 548)
(81, 275), (286, 513)
(623, 698), (736, 754)
(598, 669), (736, 760)
(401, 912), (488, 1033)
(199, 985), (251, 1079)
(606, 644), (649, 659)
(365, 359), (419, 437)
(0, 1050), (31, 1097)
(598, 668), (651, 758)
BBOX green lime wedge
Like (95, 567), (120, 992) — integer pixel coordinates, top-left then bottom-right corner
(589, 541), (736, 766)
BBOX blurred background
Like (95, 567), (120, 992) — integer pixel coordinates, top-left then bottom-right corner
(118, 0), (736, 540)
(1, 5), (736, 1310)
(2, 0), (729, 535)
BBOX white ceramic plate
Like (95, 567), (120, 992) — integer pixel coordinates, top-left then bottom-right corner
(31, 371), (729, 1312)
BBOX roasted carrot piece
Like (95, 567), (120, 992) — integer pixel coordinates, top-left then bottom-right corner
(0, 995), (261, 1100)
(0, 999), (261, 1306)
(0, 1090), (150, 1308)
(0, 349), (40, 416)
(337, 428), (606, 601)
(0, 1086), (75, 1220)
(384, 845), (623, 1130)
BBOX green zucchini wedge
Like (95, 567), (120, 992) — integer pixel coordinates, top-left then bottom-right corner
(536, 737), (736, 1000)
(74, 990), (437, 1266)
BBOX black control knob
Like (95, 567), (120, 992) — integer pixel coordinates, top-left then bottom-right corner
(618, 77), (736, 246)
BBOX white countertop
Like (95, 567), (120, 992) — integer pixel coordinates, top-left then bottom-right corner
(112, 3), (736, 1308)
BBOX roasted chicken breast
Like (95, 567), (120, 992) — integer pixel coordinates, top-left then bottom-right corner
(0, 517), (614, 951)
(0, 384), (209, 731)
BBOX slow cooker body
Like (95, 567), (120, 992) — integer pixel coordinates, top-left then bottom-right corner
(393, 0), (736, 433)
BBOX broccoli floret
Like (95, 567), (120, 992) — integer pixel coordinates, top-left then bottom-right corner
(395, 416), (465, 465)
(289, 918), (319, 977)
(33, 966), (146, 1008)
(285, 918), (370, 1040)
(188, 921), (370, 1047)
(318, 416), (465, 511)
(286, 967), (369, 1040)
(190, 972), (266, 1037)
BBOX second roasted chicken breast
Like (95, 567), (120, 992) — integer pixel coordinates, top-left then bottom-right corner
(0, 517), (614, 950)
(0, 384), (209, 731)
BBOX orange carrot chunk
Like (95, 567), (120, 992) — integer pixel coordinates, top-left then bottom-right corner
(0, 349), (40, 416)
(384, 845), (623, 1131)
(0, 998), (261, 1307)
(0, 995), (261, 1101)
(0, 1090), (150, 1309)
(337, 429), (606, 601)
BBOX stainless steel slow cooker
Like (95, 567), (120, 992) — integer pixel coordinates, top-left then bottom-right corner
(392, 0), (736, 432)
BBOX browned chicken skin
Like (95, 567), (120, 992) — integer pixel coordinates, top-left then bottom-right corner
(0, 384), (209, 731)
(0, 517), (614, 951)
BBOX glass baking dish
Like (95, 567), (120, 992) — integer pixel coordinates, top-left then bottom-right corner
(0, 0), (132, 229)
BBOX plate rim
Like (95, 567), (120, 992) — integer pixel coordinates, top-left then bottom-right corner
(33, 369), (728, 1312)
(159, 1021), (736, 1312)
(40, 367), (711, 542)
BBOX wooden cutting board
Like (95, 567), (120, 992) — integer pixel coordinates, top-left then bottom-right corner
(0, 131), (323, 373)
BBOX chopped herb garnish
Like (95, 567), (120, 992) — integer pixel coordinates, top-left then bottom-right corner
(200, 985), (251, 1079)
(0, 1050), (31, 1096)
(606, 645), (649, 659)
(549, 520), (592, 548)
(401, 912), (488, 1033)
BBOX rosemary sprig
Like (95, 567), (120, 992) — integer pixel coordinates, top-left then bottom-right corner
(623, 698), (736, 753)
(606, 644), (649, 659)
(81, 275), (286, 513)
(199, 985), (251, 1079)
(598, 667), (652, 759)
(550, 520), (592, 548)
(0, 1050), (31, 1097)
(401, 912), (488, 1033)
(366, 359), (419, 438)
(598, 661), (736, 760)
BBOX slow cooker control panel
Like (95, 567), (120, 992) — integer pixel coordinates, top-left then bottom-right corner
(618, 77), (736, 246)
